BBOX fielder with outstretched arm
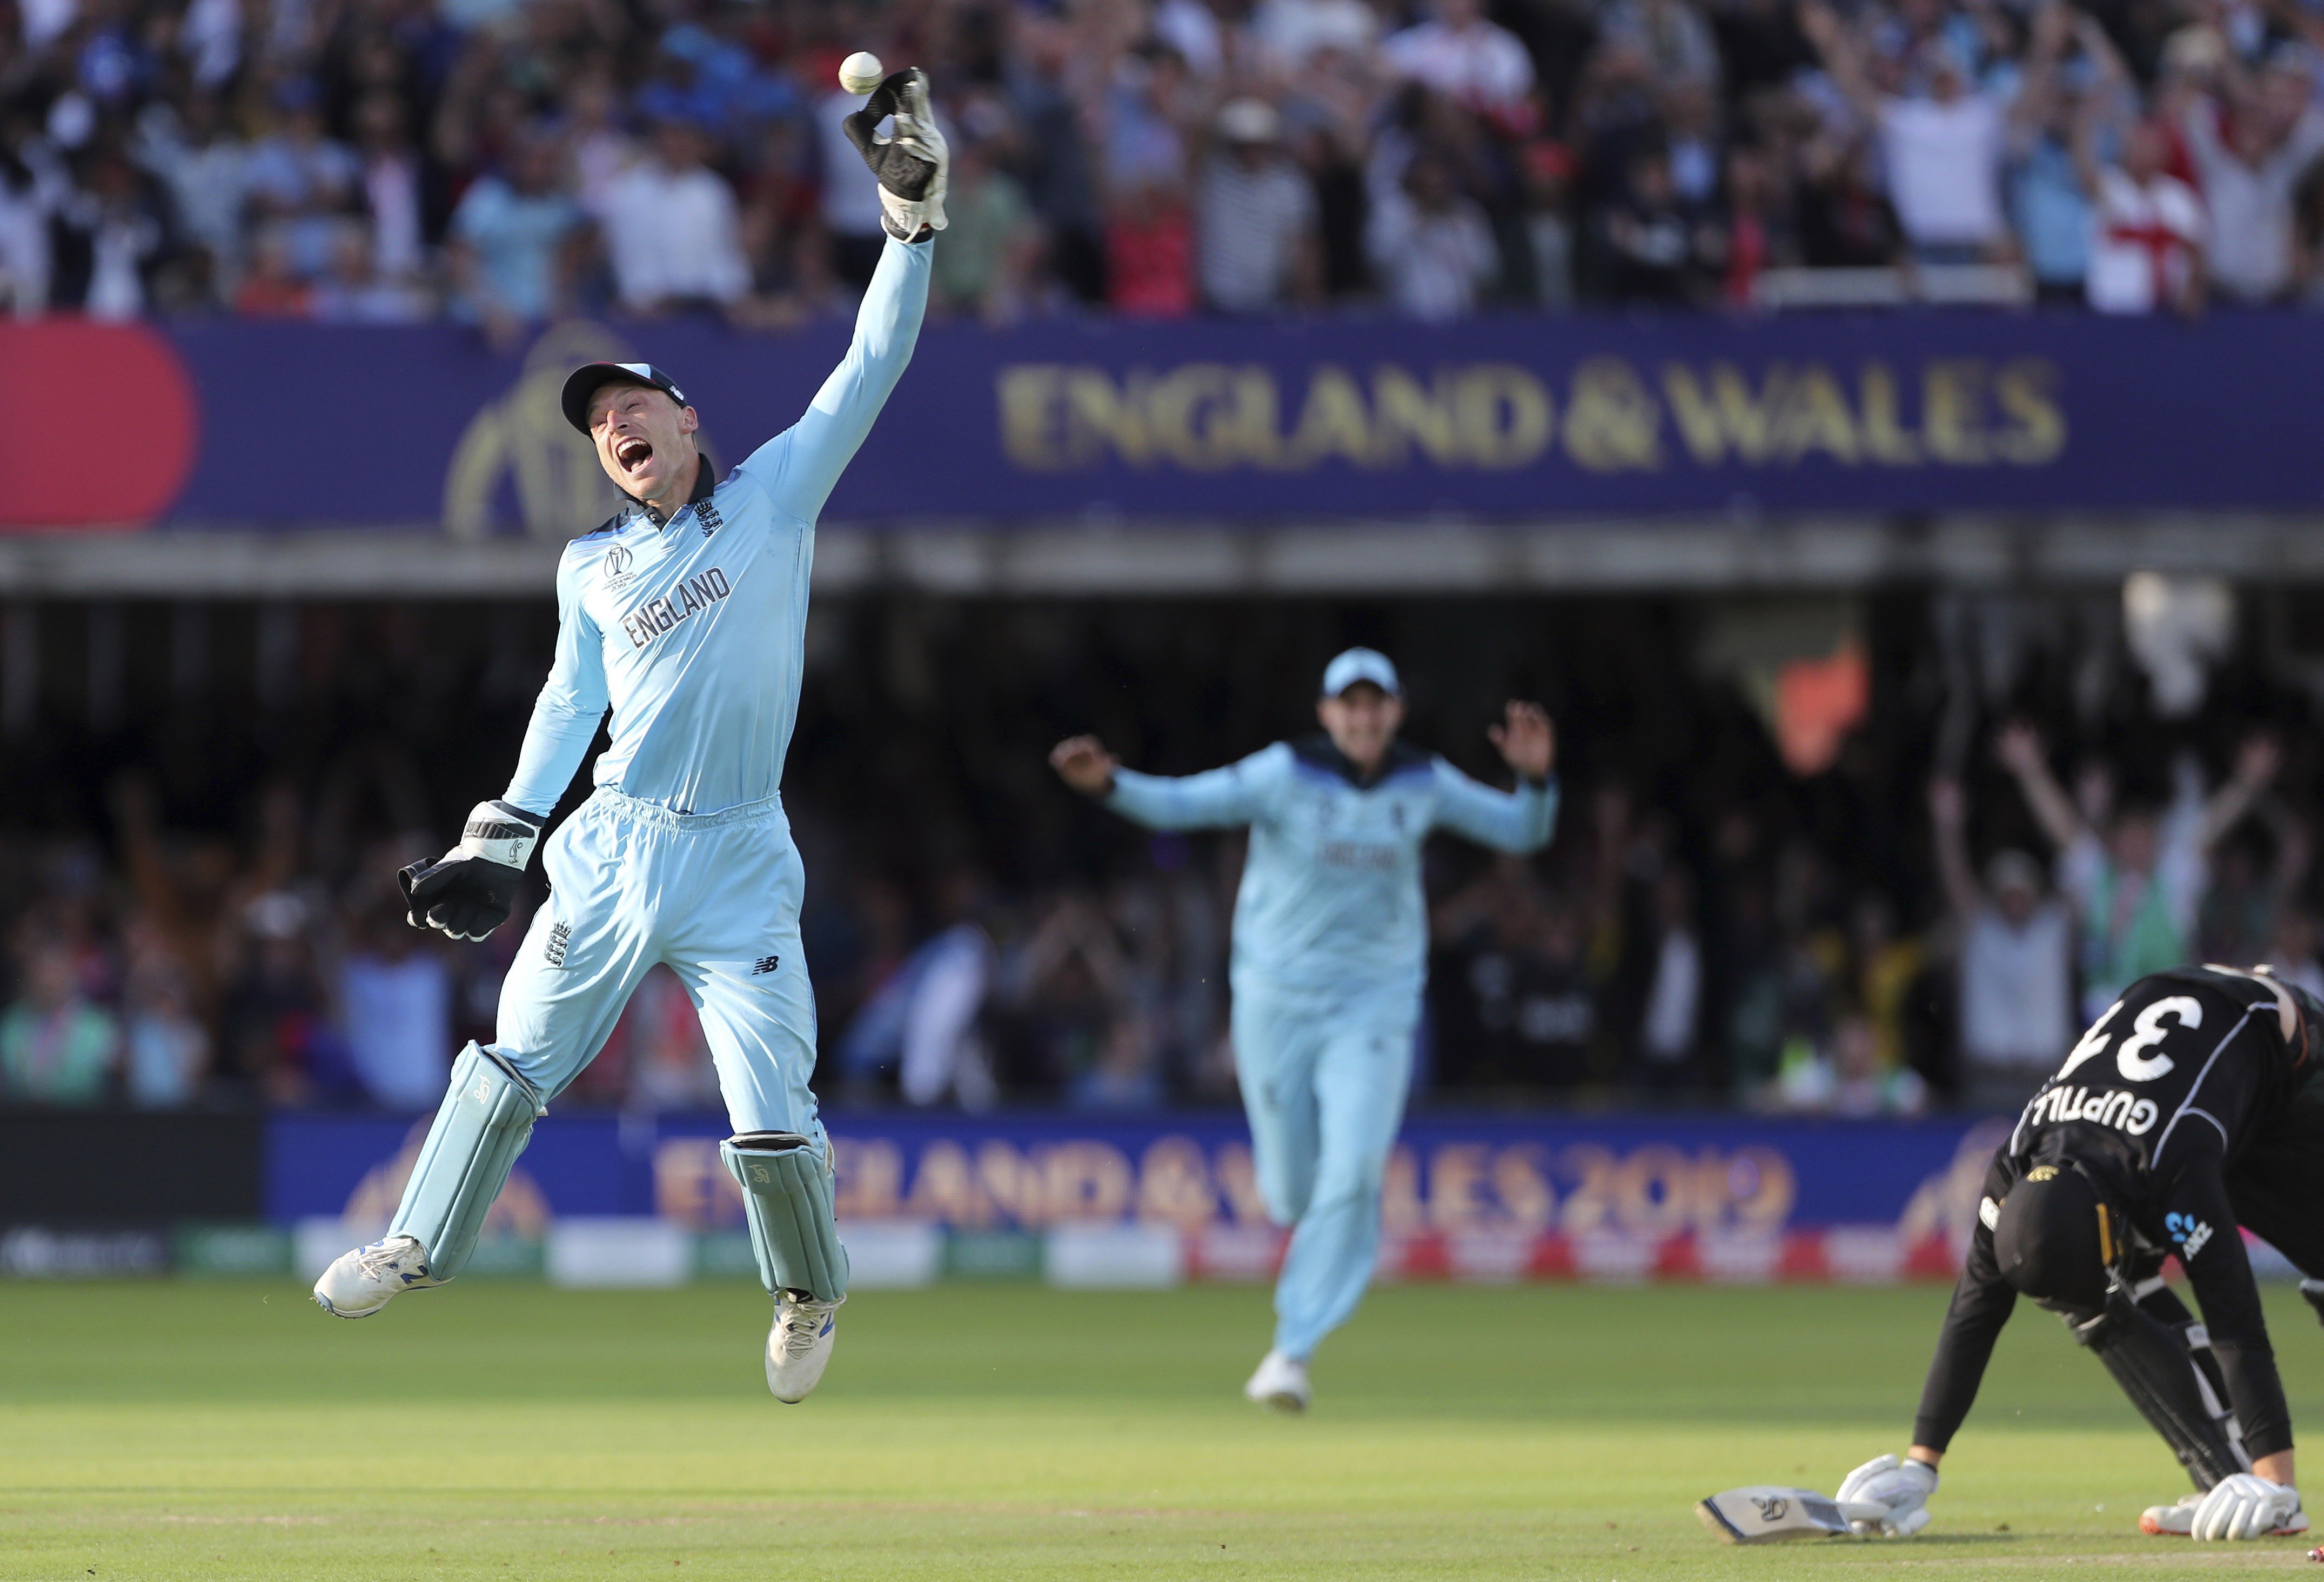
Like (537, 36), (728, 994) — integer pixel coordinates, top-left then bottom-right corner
(311, 70), (949, 1406)
(1050, 649), (1557, 1410)
(1838, 963), (2324, 1542)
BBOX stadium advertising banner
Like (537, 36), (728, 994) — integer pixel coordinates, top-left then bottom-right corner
(6, 312), (2319, 531)
(267, 1110), (2008, 1281)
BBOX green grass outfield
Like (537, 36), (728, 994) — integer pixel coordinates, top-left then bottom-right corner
(4, 1277), (2322, 1580)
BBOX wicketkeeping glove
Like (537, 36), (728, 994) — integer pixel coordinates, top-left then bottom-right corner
(398, 800), (544, 942)
(845, 66), (948, 239)
(1835, 1453), (1937, 1537)
(2191, 1473), (2302, 1540)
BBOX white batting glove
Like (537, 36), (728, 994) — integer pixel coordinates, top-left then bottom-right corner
(2191, 1473), (2301, 1540)
(1835, 1453), (1937, 1537)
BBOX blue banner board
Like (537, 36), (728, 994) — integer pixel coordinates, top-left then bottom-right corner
(8, 312), (2319, 530)
(265, 1109), (2010, 1240)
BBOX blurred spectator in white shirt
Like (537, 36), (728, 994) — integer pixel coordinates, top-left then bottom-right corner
(1197, 98), (1320, 310)
(2085, 117), (2205, 313)
(1804, 1), (2024, 260)
(1255, 0), (1379, 73)
(136, 93), (247, 294)
(1367, 153), (1497, 318)
(2178, 50), (2324, 302)
(352, 93), (423, 285)
(339, 907), (451, 1110)
(0, 132), (53, 313)
(1999, 724), (2280, 1021)
(1931, 777), (2073, 1110)
(1383, 0), (1538, 119)
(815, 82), (893, 284)
(602, 118), (750, 313)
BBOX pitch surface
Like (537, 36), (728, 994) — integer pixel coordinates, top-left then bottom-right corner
(1, 1278), (2315, 1578)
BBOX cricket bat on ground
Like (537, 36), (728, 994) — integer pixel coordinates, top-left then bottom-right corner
(1695, 1486), (1857, 1543)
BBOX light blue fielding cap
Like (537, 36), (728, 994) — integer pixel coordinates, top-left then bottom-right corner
(1321, 648), (1401, 698)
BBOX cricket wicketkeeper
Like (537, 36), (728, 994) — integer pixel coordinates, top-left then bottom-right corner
(311, 70), (948, 1405)
(1841, 963), (2324, 1540)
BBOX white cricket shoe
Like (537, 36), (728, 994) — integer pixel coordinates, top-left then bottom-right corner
(1243, 1350), (1310, 1413)
(311, 1234), (439, 1319)
(2141, 1492), (2311, 1537)
(765, 1290), (842, 1403)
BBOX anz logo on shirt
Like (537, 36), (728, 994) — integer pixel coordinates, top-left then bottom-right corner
(620, 567), (732, 650)
(2166, 1212), (2214, 1260)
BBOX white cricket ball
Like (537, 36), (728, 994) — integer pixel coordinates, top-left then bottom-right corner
(838, 52), (886, 96)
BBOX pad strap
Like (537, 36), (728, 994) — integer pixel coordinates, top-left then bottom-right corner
(2073, 1293), (2251, 1490)
(389, 1043), (543, 1280)
(722, 1133), (849, 1302)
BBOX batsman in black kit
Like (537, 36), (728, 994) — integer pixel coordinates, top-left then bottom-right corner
(1836, 964), (2324, 1542)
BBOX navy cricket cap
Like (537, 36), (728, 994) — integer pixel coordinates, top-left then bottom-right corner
(1993, 1163), (2112, 1310)
(561, 362), (691, 435)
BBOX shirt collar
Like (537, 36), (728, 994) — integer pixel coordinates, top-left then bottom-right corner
(624, 455), (719, 529)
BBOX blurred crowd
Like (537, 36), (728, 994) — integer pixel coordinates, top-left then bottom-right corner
(2, 588), (2320, 1117)
(12, 0), (2324, 324)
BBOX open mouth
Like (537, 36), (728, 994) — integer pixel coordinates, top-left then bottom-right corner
(615, 437), (653, 472)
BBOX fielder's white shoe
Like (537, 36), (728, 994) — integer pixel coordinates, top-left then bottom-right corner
(311, 1234), (439, 1319)
(1243, 1350), (1310, 1413)
(765, 1290), (842, 1403)
(2140, 1492), (2311, 1537)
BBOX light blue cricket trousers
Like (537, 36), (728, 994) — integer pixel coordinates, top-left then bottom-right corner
(492, 787), (823, 1143)
(1230, 976), (1419, 1361)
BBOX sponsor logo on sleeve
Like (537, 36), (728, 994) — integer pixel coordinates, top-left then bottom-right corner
(2166, 1212), (2214, 1259)
(753, 955), (780, 976)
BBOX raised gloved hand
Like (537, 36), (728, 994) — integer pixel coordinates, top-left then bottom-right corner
(2191, 1473), (2302, 1540)
(1836, 1453), (1937, 1537)
(398, 800), (543, 942)
(845, 67), (948, 240)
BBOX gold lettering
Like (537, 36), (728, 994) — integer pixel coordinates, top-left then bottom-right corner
(1455, 366), (1554, 468)
(905, 1140), (992, 1227)
(1923, 359), (1990, 465)
(1066, 368), (1151, 465)
(1492, 1146), (1557, 1232)
(1856, 363), (1922, 465)
(1231, 368), (1290, 468)
(1147, 364), (1242, 469)
(978, 1140), (1040, 1226)
(1774, 365), (1861, 464)
(1564, 358), (1663, 472)
(1042, 1143), (1134, 1222)
(1288, 365), (1379, 465)
(1992, 357), (2066, 464)
(1136, 1137), (1220, 1230)
(1429, 1144), (1495, 1232)
(997, 365), (1069, 469)
(1213, 1142), (1271, 1224)
(1382, 1145), (1425, 1236)
(652, 1137), (726, 1229)
(1661, 363), (1782, 464)
(832, 1137), (903, 1220)
(1372, 367), (1463, 465)
(1614, 1144), (1696, 1236)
